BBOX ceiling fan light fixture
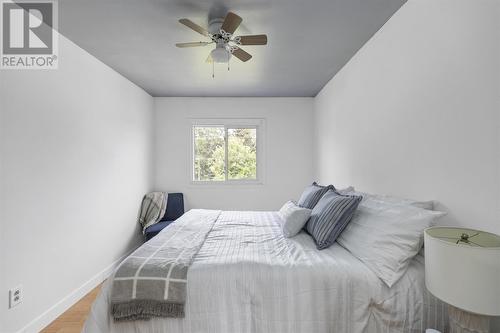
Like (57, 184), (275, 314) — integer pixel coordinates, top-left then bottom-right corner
(210, 46), (231, 64)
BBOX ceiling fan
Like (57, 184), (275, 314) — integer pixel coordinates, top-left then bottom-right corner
(175, 12), (267, 74)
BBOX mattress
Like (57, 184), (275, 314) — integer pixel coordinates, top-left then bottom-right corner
(83, 210), (448, 333)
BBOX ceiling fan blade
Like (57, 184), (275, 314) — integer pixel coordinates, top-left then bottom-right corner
(175, 42), (211, 48)
(179, 19), (209, 37)
(236, 34), (267, 45)
(231, 47), (252, 62)
(220, 12), (242, 35)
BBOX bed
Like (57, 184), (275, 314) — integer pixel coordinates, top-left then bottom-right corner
(83, 210), (448, 333)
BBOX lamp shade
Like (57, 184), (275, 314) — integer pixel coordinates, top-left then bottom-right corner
(424, 227), (500, 316)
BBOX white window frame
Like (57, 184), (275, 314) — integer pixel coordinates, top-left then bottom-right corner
(189, 118), (265, 185)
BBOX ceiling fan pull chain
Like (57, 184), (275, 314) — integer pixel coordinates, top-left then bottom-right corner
(227, 53), (230, 71)
(212, 61), (215, 78)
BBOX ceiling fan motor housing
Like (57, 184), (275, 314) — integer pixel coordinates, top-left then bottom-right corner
(208, 18), (224, 35)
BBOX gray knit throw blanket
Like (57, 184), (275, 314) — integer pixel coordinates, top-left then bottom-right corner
(111, 209), (221, 321)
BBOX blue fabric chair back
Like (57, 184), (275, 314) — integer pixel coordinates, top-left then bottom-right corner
(161, 192), (184, 221)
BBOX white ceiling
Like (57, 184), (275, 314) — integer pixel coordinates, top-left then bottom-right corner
(58, 0), (405, 97)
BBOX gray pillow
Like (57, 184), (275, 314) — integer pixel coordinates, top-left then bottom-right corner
(306, 190), (362, 250)
(297, 182), (335, 209)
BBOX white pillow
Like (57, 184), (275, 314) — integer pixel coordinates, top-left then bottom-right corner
(278, 201), (312, 238)
(342, 187), (434, 210)
(337, 186), (355, 194)
(337, 198), (446, 287)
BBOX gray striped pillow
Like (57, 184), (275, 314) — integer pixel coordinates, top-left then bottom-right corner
(297, 182), (335, 209)
(306, 190), (362, 250)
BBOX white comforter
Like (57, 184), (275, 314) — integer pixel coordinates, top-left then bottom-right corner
(83, 210), (447, 333)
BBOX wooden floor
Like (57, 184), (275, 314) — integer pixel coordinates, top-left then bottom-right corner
(41, 283), (103, 333)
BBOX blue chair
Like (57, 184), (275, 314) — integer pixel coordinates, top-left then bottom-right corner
(144, 193), (184, 241)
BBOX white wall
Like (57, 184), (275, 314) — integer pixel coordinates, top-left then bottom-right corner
(314, 0), (500, 236)
(0, 35), (153, 332)
(154, 98), (314, 211)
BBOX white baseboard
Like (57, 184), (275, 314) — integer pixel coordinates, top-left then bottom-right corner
(17, 246), (138, 333)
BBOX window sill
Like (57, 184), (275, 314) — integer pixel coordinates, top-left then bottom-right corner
(188, 180), (264, 188)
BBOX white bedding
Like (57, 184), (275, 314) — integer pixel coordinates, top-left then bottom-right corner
(83, 210), (448, 333)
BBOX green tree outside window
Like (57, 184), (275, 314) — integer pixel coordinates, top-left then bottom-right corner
(193, 126), (257, 181)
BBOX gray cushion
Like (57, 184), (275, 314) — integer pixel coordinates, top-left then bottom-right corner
(297, 182), (335, 209)
(306, 190), (362, 250)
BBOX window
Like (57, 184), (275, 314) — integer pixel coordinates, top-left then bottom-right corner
(191, 119), (263, 184)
